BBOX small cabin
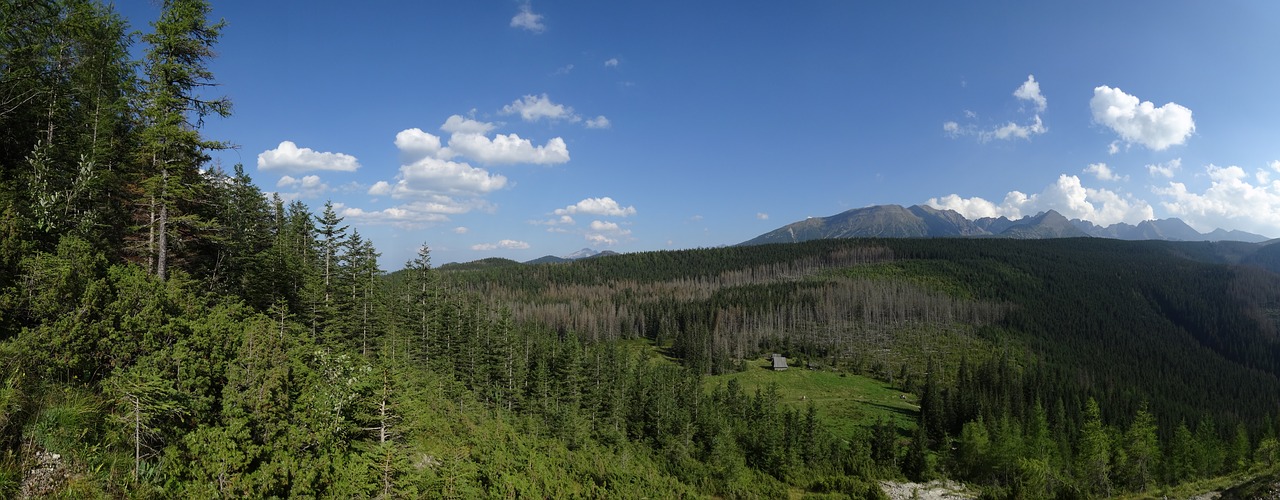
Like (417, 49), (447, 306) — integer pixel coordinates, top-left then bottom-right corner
(771, 354), (789, 371)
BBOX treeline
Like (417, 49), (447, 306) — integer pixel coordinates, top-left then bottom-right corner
(4, 0), (1280, 497)
(449, 237), (1280, 435)
(901, 352), (1280, 498)
(0, 1), (892, 496)
(448, 237), (1280, 495)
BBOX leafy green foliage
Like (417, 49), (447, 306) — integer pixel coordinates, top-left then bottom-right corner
(3, 1), (1280, 497)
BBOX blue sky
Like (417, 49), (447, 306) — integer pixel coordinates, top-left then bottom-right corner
(116, 1), (1280, 267)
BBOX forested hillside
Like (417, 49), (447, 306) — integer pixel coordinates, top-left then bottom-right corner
(4, 1), (1280, 498)
(445, 237), (1280, 496)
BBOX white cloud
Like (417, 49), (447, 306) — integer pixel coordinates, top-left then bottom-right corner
(554, 64), (574, 75)
(585, 115), (611, 129)
(435, 114), (570, 165)
(440, 115), (496, 135)
(1154, 163), (1280, 236)
(1090, 86), (1195, 151)
(276, 174), (329, 198)
(257, 141), (360, 174)
(554, 197), (637, 217)
(1084, 163), (1128, 182)
(502, 94), (579, 122)
(589, 220), (630, 234)
(334, 202), (453, 229)
(982, 115), (1046, 142)
(586, 234), (616, 246)
(756, 212), (769, 220)
(453, 226), (469, 234)
(1147, 158), (1181, 178)
(472, 239), (531, 251)
(391, 157), (508, 197)
(1013, 74), (1047, 112)
(510, 3), (545, 33)
(368, 180), (392, 196)
(927, 174), (1153, 226)
(447, 133), (569, 165)
(947, 76), (1047, 143)
(395, 128), (444, 163)
(531, 215), (576, 227)
(1108, 141), (1121, 155)
(604, 58), (619, 67)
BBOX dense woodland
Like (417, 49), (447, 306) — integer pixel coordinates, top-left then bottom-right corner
(4, 1), (1280, 498)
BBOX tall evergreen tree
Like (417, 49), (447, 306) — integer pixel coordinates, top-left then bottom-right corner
(314, 200), (347, 305)
(1075, 398), (1112, 498)
(135, 0), (229, 281)
(1120, 402), (1160, 492)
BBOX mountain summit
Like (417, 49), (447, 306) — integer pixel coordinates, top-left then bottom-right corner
(741, 204), (1269, 245)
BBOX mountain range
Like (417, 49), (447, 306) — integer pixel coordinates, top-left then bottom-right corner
(523, 248), (619, 265)
(741, 204), (1272, 245)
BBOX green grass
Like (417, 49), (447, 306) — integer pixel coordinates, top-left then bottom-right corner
(707, 360), (919, 440)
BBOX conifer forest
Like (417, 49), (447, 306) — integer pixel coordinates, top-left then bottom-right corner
(3, 1), (1280, 498)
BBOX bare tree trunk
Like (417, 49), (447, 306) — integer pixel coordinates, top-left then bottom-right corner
(132, 394), (141, 483)
(148, 193), (156, 273)
(156, 167), (168, 281)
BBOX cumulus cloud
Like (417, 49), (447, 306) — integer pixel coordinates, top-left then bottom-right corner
(927, 174), (1153, 226)
(395, 128), (444, 163)
(453, 226), (469, 234)
(945, 75), (1047, 143)
(367, 180), (392, 196)
(1013, 74), (1047, 112)
(605, 58), (619, 67)
(1091, 86), (1195, 151)
(276, 174), (330, 198)
(391, 157), (508, 197)
(510, 3), (545, 33)
(585, 115), (611, 129)
(334, 201), (453, 229)
(554, 197), (637, 217)
(757, 212), (770, 220)
(258, 141), (360, 173)
(1084, 163), (1128, 182)
(586, 234), (616, 246)
(531, 215), (576, 226)
(982, 115), (1046, 142)
(472, 239), (531, 251)
(502, 94), (579, 122)
(1147, 158), (1182, 178)
(433, 115), (571, 165)
(440, 115), (497, 135)
(589, 220), (630, 233)
(1154, 163), (1280, 236)
(447, 133), (569, 165)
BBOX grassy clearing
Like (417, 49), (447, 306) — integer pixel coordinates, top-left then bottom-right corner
(707, 359), (919, 440)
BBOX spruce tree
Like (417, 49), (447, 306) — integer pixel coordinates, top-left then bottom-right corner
(136, 0), (230, 280)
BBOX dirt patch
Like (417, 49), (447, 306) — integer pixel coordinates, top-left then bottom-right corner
(19, 449), (67, 499)
(880, 479), (975, 500)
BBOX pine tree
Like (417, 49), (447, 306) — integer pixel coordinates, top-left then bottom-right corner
(1120, 402), (1160, 492)
(315, 200), (347, 305)
(135, 0), (230, 281)
(1075, 398), (1111, 498)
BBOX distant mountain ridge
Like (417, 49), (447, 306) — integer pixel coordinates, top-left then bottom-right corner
(742, 204), (1270, 245)
(523, 248), (618, 265)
